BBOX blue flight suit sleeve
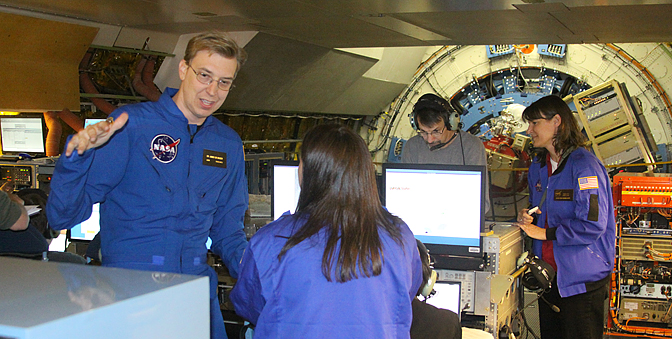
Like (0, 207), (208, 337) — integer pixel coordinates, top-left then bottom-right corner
(548, 154), (611, 246)
(46, 111), (129, 230)
(209, 145), (248, 279)
(230, 244), (264, 324)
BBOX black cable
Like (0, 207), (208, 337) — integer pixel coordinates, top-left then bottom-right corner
(513, 289), (547, 324)
(239, 323), (254, 339)
(459, 130), (465, 165)
(522, 296), (542, 339)
(520, 310), (540, 339)
(512, 273), (541, 339)
(426, 73), (443, 96)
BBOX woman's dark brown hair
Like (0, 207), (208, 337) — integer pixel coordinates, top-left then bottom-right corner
(522, 95), (588, 161)
(278, 124), (403, 282)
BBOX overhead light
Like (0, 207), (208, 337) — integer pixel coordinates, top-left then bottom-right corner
(521, 0), (545, 3)
(0, 112), (20, 115)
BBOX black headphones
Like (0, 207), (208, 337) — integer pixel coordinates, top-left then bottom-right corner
(409, 93), (462, 132)
(521, 255), (556, 291)
(417, 240), (437, 298)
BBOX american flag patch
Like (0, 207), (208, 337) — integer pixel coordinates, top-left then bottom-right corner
(578, 176), (599, 190)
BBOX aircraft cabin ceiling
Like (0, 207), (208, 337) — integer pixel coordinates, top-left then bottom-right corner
(1, 0), (672, 47)
(2, 1), (672, 118)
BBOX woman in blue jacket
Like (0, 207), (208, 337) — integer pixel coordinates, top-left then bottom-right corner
(517, 95), (615, 339)
(231, 124), (423, 338)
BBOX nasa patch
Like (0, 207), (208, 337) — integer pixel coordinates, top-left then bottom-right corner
(150, 134), (181, 163)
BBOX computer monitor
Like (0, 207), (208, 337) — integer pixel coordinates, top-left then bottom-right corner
(382, 163), (485, 264)
(84, 118), (106, 128)
(0, 116), (45, 155)
(426, 281), (462, 319)
(67, 203), (100, 242)
(270, 160), (300, 220)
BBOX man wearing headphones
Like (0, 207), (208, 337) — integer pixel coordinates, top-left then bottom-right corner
(401, 93), (490, 214)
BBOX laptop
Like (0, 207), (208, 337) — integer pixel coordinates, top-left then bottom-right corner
(426, 281), (462, 320)
(67, 203), (100, 242)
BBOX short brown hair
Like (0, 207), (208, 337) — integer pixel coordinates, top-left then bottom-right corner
(184, 31), (248, 76)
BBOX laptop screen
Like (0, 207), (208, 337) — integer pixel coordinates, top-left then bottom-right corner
(67, 203), (100, 242)
(270, 160), (300, 220)
(425, 281), (462, 320)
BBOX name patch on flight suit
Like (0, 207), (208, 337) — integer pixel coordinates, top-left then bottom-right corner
(554, 189), (574, 201)
(203, 149), (227, 168)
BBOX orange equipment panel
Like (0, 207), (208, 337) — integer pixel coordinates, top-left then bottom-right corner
(612, 173), (672, 207)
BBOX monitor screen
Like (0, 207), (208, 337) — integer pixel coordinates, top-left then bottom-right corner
(0, 117), (45, 154)
(84, 118), (106, 128)
(270, 160), (301, 220)
(425, 281), (462, 319)
(67, 203), (100, 242)
(382, 163), (485, 259)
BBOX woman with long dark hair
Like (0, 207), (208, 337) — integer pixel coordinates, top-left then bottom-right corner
(231, 124), (422, 338)
(517, 95), (615, 339)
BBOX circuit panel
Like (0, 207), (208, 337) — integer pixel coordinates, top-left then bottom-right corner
(611, 173), (672, 334)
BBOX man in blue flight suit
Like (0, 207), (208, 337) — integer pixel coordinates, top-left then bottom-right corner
(47, 31), (249, 339)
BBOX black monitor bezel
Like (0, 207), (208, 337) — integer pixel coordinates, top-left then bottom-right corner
(381, 162), (485, 260)
(66, 228), (94, 243)
(269, 159), (300, 221)
(0, 115), (47, 156)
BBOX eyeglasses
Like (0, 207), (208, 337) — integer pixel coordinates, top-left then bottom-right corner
(187, 65), (235, 91)
(417, 125), (446, 138)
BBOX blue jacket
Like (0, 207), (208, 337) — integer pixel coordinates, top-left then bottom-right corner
(528, 147), (615, 297)
(230, 212), (423, 338)
(47, 88), (249, 337)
